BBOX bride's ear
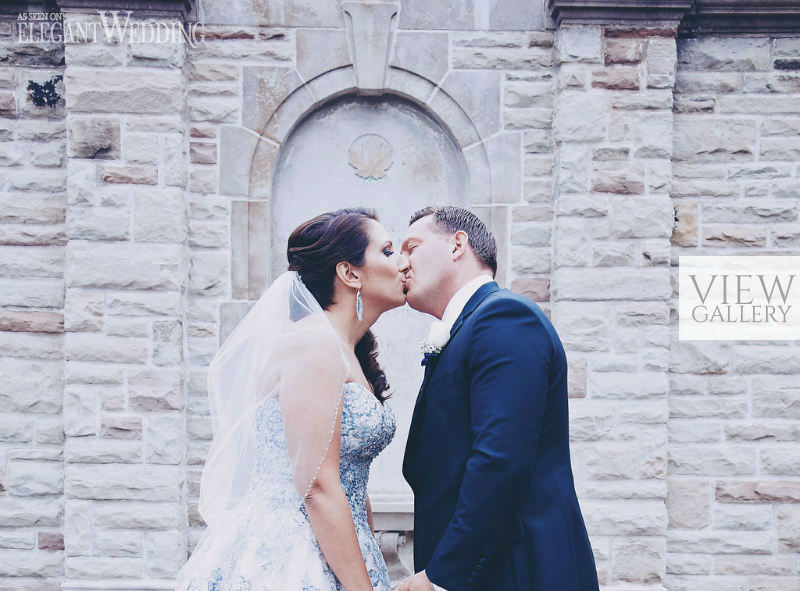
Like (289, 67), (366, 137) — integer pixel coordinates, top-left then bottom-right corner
(335, 261), (361, 290)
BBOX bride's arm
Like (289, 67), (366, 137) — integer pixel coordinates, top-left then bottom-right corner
(280, 332), (373, 591)
(303, 398), (374, 591)
(366, 494), (374, 535)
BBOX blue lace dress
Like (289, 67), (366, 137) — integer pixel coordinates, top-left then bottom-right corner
(175, 382), (396, 591)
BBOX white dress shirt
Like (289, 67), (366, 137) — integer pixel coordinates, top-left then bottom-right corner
(425, 273), (493, 591)
(426, 274), (494, 342)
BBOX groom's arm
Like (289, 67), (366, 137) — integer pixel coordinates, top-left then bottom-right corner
(424, 297), (551, 591)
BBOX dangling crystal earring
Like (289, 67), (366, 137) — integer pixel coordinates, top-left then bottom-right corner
(356, 288), (363, 321)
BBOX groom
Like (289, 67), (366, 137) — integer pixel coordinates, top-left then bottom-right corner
(394, 207), (598, 591)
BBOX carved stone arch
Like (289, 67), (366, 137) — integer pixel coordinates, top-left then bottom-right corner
(225, 64), (510, 303)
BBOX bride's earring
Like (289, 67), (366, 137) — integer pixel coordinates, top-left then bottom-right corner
(356, 288), (363, 321)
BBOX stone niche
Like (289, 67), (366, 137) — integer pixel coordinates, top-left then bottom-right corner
(272, 91), (469, 515)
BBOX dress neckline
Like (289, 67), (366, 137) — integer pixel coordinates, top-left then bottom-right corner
(345, 381), (374, 396)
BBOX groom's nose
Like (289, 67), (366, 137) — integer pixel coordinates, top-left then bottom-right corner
(397, 253), (410, 273)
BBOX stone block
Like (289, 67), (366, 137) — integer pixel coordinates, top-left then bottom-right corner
(668, 554), (712, 576)
(189, 250), (227, 296)
(592, 66), (640, 90)
(605, 38), (643, 64)
(398, 0), (474, 29)
(669, 446), (756, 476)
(669, 419), (721, 443)
(66, 68), (183, 114)
(703, 225), (767, 248)
(668, 530), (773, 555)
(583, 499), (667, 536)
(504, 81), (553, 109)
(241, 65), (303, 135)
(0, 359), (62, 414)
(713, 504), (773, 530)
(6, 460), (63, 496)
(612, 537), (665, 584)
(458, 45), (552, 70)
(551, 302), (611, 352)
(132, 187), (187, 243)
(100, 415), (142, 439)
(716, 481), (800, 503)
(554, 93), (609, 142)
(189, 142), (216, 164)
(777, 505), (800, 551)
(557, 26), (602, 64)
(0, 548), (62, 576)
(67, 117), (120, 159)
(589, 371), (669, 399)
(677, 37), (771, 71)
(93, 502), (181, 528)
(438, 70), (502, 141)
(100, 164), (158, 185)
(647, 37), (677, 88)
(611, 196), (673, 238)
(93, 529), (141, 557)
(66, 206), (129, 241)
(65, 242), (182, 290)
(0, 498), (61, 527)
(760, 138), (800, 161)
(218, 126), (261, 196)
(552, 267), (671, 301)
(673, 118), (756, 162)
(129, 368), (183, 411)
(65, 464), (182, 501)
(127, 39), (184, 68)
(64, 438), (141, 464)
(144, 414), (183, 465)
(123, 133), (159, 165)
(714, 555), (794, 576)
(511, 246), (551, 274)
(63, 555), (144, 578)
(592, 161), (645, 195)
(718, 95), (800, 114)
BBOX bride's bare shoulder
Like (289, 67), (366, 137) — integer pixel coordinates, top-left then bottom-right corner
(280, 315), (341, 360)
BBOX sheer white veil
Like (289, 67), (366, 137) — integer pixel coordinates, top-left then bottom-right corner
(196, 270), (348, 531)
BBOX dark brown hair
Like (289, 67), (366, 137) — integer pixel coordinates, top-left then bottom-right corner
(410, 206), (497, 277)
(287, 208), (390, 402)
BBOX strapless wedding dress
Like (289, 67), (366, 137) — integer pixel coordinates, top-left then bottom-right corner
(175, 381), (396, 591)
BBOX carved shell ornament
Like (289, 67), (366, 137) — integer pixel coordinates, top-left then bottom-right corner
(348, 134), (394, 180)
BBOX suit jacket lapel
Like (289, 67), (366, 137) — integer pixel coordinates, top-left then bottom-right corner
(405, 282), (500, 457)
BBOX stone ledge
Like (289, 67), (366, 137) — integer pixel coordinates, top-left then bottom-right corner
(680, 0), (800, 35)
(1, 0), (195, 19)
(549, 0), (694, 26)
(549, 0), (800, 33)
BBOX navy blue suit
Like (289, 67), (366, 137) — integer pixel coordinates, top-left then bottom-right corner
(403, 282), (599, 591)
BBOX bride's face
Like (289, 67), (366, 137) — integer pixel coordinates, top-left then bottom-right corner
(357, 219), (407, 313)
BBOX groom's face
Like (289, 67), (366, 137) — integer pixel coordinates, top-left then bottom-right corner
(400, 215), (452, 315)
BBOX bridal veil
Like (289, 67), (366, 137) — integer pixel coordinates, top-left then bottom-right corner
(197, 270), (348, 529)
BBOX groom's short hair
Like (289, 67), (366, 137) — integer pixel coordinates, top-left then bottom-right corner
(409, 206), (497, 277)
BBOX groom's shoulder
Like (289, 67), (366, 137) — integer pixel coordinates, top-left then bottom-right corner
(472, 287), (546, 325)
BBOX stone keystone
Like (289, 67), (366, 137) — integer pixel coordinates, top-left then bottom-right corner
(342, 1), (399, 95)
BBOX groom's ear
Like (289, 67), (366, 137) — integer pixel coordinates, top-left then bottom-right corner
(335, 261), (361, 289)
(451, 230), (470, 261)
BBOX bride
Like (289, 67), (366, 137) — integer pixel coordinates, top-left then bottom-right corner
(174, 208), (407, 591)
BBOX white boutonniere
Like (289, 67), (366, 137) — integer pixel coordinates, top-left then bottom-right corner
(420, 320), (451, 357)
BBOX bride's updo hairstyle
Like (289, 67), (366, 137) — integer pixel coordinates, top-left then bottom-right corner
(287, 208), (390, 403)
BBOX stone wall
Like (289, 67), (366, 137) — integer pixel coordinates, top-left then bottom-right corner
(0, 2), (798, 590)
(0, 14), (67, 584)
(667, 36), (800, 591)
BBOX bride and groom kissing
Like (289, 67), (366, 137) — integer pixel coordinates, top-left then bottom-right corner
(175, 206), (599, 591)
